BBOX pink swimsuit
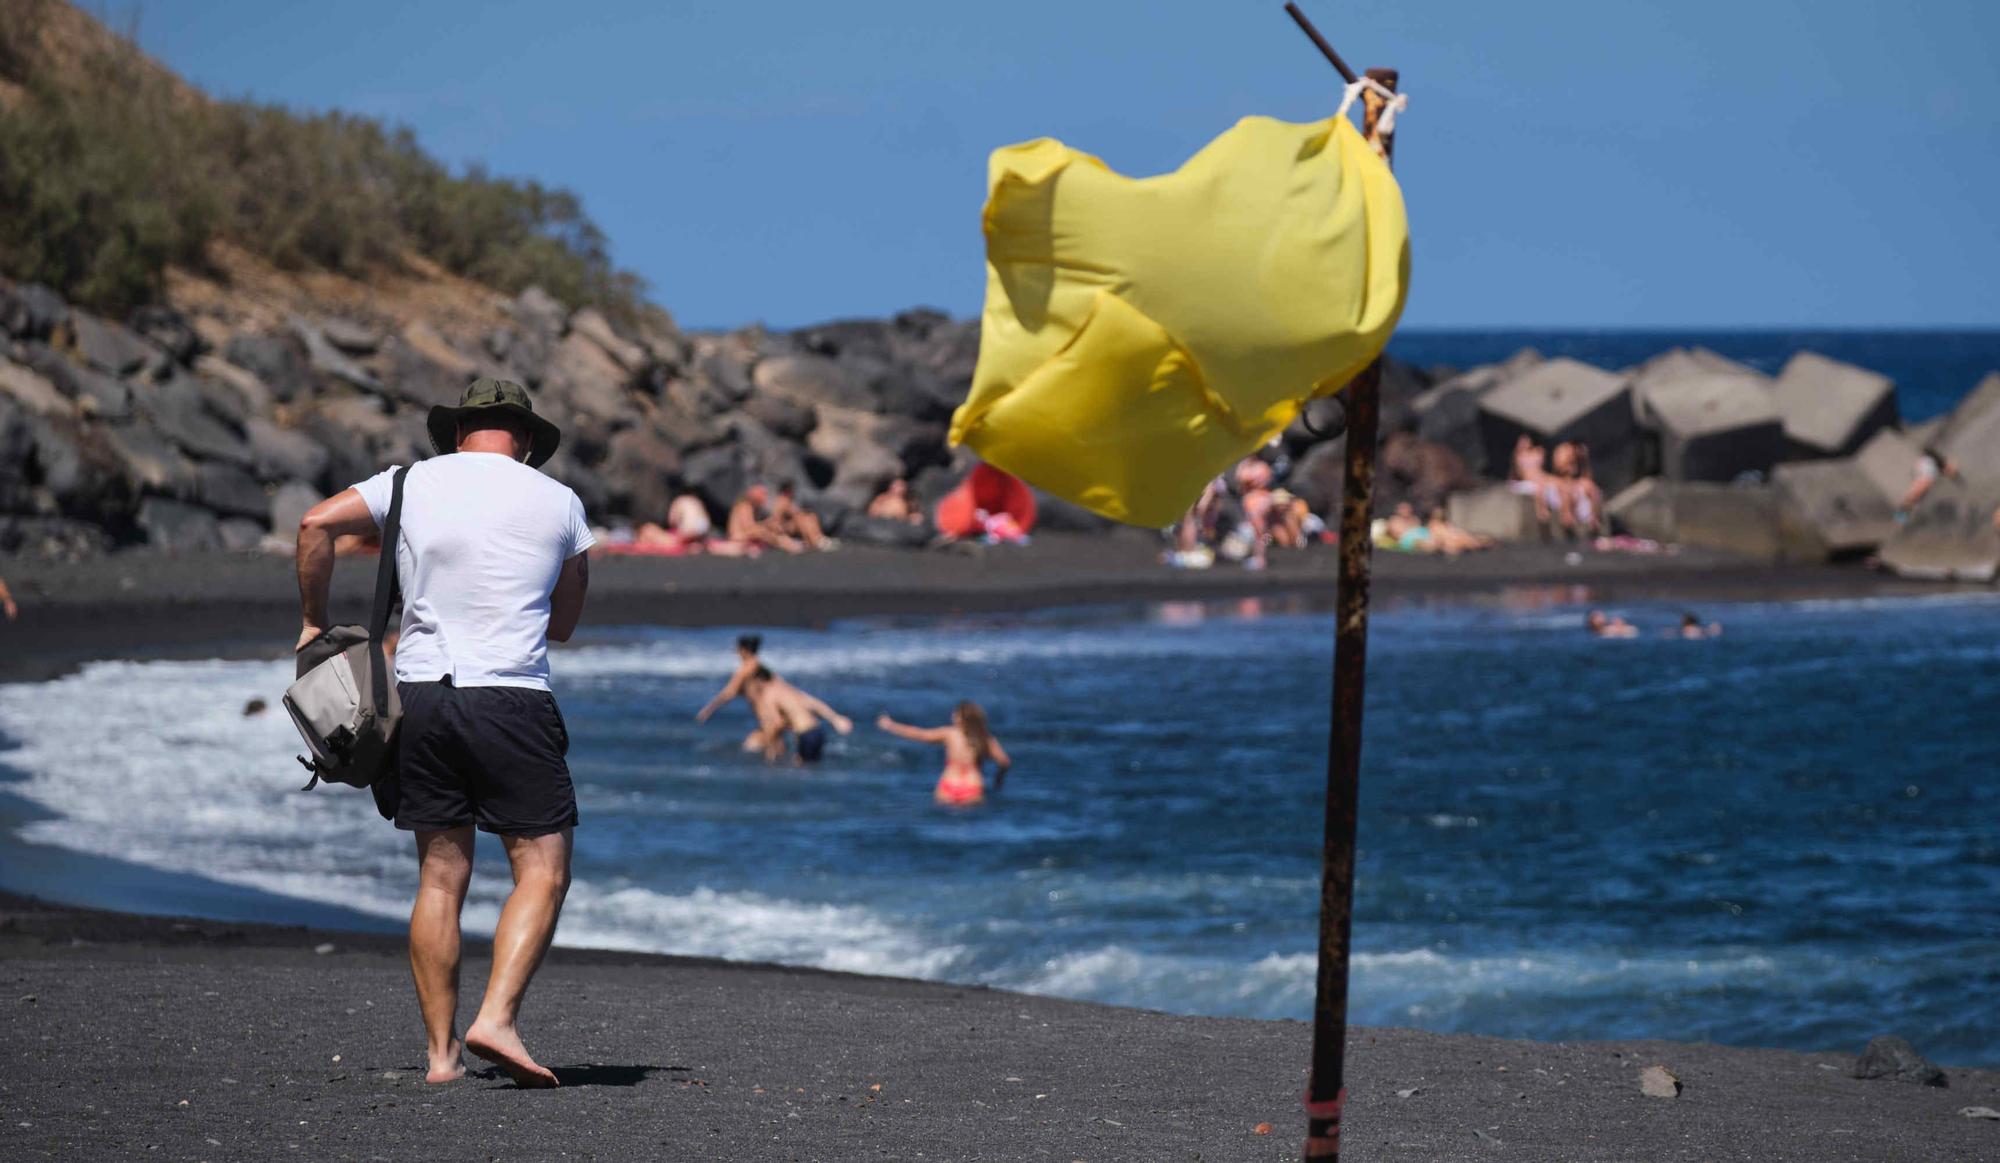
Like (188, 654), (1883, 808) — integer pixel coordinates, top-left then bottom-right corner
(934, 760), (984, 806)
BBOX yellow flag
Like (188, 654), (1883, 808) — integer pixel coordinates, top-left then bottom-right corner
(949, 115), (1409, 528)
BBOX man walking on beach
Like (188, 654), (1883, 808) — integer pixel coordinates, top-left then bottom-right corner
(294, 379), (592, 1088)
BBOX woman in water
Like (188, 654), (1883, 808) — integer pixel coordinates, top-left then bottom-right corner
(876, 701), (1011, 806)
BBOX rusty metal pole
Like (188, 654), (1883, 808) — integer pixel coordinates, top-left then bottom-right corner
(1304, 64), (1399, 1163)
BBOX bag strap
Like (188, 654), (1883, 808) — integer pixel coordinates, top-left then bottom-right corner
(366, 466), (408, 716)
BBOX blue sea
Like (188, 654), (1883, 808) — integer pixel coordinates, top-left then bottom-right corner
(3, 590), (1998, 1064)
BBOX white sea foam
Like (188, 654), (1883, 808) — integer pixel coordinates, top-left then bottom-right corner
(558, 623), (1260, 683)
(0, 658), (957, 981)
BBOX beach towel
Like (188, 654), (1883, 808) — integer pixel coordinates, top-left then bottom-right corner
(949, 113), (1409, 528)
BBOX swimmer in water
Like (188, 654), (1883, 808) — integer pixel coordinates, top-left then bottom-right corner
(1676, 612), (1722, 639)
(1585, 609), (1639, 639)
(695, 634), (769, 751)
(744, 667), (852, 764)
(877, 701), (1011, 806)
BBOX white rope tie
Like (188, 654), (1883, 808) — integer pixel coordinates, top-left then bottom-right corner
(1335, 77), (1408, 136)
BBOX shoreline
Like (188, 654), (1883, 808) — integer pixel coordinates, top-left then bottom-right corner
(0, 534), (1974, 684)
(4, 890), (1995, 1161)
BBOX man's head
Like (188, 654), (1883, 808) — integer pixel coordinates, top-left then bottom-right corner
(744, 484), (769, 508)
(736, 634), (762, 661)
(426, 378), (561, 467)
(777, 482), (796, 500)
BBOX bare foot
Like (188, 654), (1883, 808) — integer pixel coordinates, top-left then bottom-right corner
(465, 1021), (558, 1088)
(425, 1038), (465, 1084)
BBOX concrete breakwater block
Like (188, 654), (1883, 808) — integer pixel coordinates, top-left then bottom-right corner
(1877, 477), (2000, 582)
(1935, 371), (2000, 486)
(1447, 482), (1538, 542)
(1414, 347), (1542, 476)
(1772, 351), (1898, 458)
(1629, 346), (1762, 426)
(1478, 358), (1639, 495)
(1642, 371), (1784, 483)
(1607, 477), (1822, 562)
(1772, 457), (1898, 555)
(1853, 428), (1920, 504)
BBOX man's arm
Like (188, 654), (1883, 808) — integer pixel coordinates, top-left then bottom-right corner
(696, 658), (755, 722)
(296, 488), (381, 652)
(799, 691), (852, 734)
(0, 576), (15, 622)
(549, 552), (588, 643)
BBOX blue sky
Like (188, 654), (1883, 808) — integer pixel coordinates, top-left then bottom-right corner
(132, 0), (1998, 330)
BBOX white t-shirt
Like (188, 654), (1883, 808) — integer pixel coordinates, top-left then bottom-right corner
(353, 453), (595, 690)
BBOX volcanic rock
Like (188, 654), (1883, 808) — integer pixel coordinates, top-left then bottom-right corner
(1853, 1036), (1947, 1087)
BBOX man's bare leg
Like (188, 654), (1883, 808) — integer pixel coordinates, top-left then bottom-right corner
(411, 827), (474, 1083)
(465, 827), (572, 1088)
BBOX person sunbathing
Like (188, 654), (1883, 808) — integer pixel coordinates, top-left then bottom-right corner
(1424, 507), (1493, 555)
(867, 477), (926, 525)
(727, 485), (806, 554)
(769, 483), (835, 550)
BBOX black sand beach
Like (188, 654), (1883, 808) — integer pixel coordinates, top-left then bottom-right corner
(3, 893), (1996, 1162)
(2, 544), (1995, 1160)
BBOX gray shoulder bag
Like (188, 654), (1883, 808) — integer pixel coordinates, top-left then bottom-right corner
(282, 466), (405, 819)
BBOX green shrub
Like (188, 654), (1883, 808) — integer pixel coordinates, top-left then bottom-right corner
(0, 0), (648, 318)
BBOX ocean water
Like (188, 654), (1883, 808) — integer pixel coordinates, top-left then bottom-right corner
(3, 593), (1998, 1063)
(1388, 329), (2000, 423)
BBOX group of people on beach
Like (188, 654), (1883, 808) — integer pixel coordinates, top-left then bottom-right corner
(620, 481), (837, 556)
(1511, 434), (1606, 538)
(1168, 456), (1329, 570)
(694, 634), (1010, 805)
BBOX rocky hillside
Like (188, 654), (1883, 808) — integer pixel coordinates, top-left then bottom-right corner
(0, 252), (1011, 555)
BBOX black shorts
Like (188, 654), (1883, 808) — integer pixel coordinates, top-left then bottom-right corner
(395, 680), (578, 835)
(796, 725), (827, 763)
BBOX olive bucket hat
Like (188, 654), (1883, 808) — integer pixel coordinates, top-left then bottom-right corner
(426, 377), (561, 467)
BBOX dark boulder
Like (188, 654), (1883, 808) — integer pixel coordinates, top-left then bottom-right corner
(753, 353), (876, 412)
(570, 307), (649, 375)
(195, 461), (271, 521)
(217, 517), (267, 552)
(543, 451), (610, 516)
(16, 343), (133, 420)
(1853, 1036), (1948, 1087)
(136, 497), (223, 552)
(511, 285), (569, 337)
(223, 333), (314, 403)
(1380, 432), (1476, 514)
(1288, 438), (1348, 517)
(377, 335), (467, 409)
(320, 317), (382, 356)
(293, 318), (384, 394)
(0, 357), (73, 416)
(837, 514), (933, 548)
(869, 364), (958, 424)
(244, 417), (332, 487)
(129, 305), (202, 365)
(600, 427), (683, 521)
(0, 393), (33, 511)
(0, 514), (113, 558)
(692, 342), (754, 403)
(740, 390), (817, 441)
(103, 418), (199, 499)
(25, 414), (134, 522)
(681, 445), (751, 516)
(269, 480), (323, 540)
(69, 311), (164, 379)
(0, 282), (69, 341)
(140, 374), (254, 466)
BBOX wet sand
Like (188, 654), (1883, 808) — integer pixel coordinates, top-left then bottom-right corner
(0, 535), (1958, 683)
(3, 894), (1994, 1162)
